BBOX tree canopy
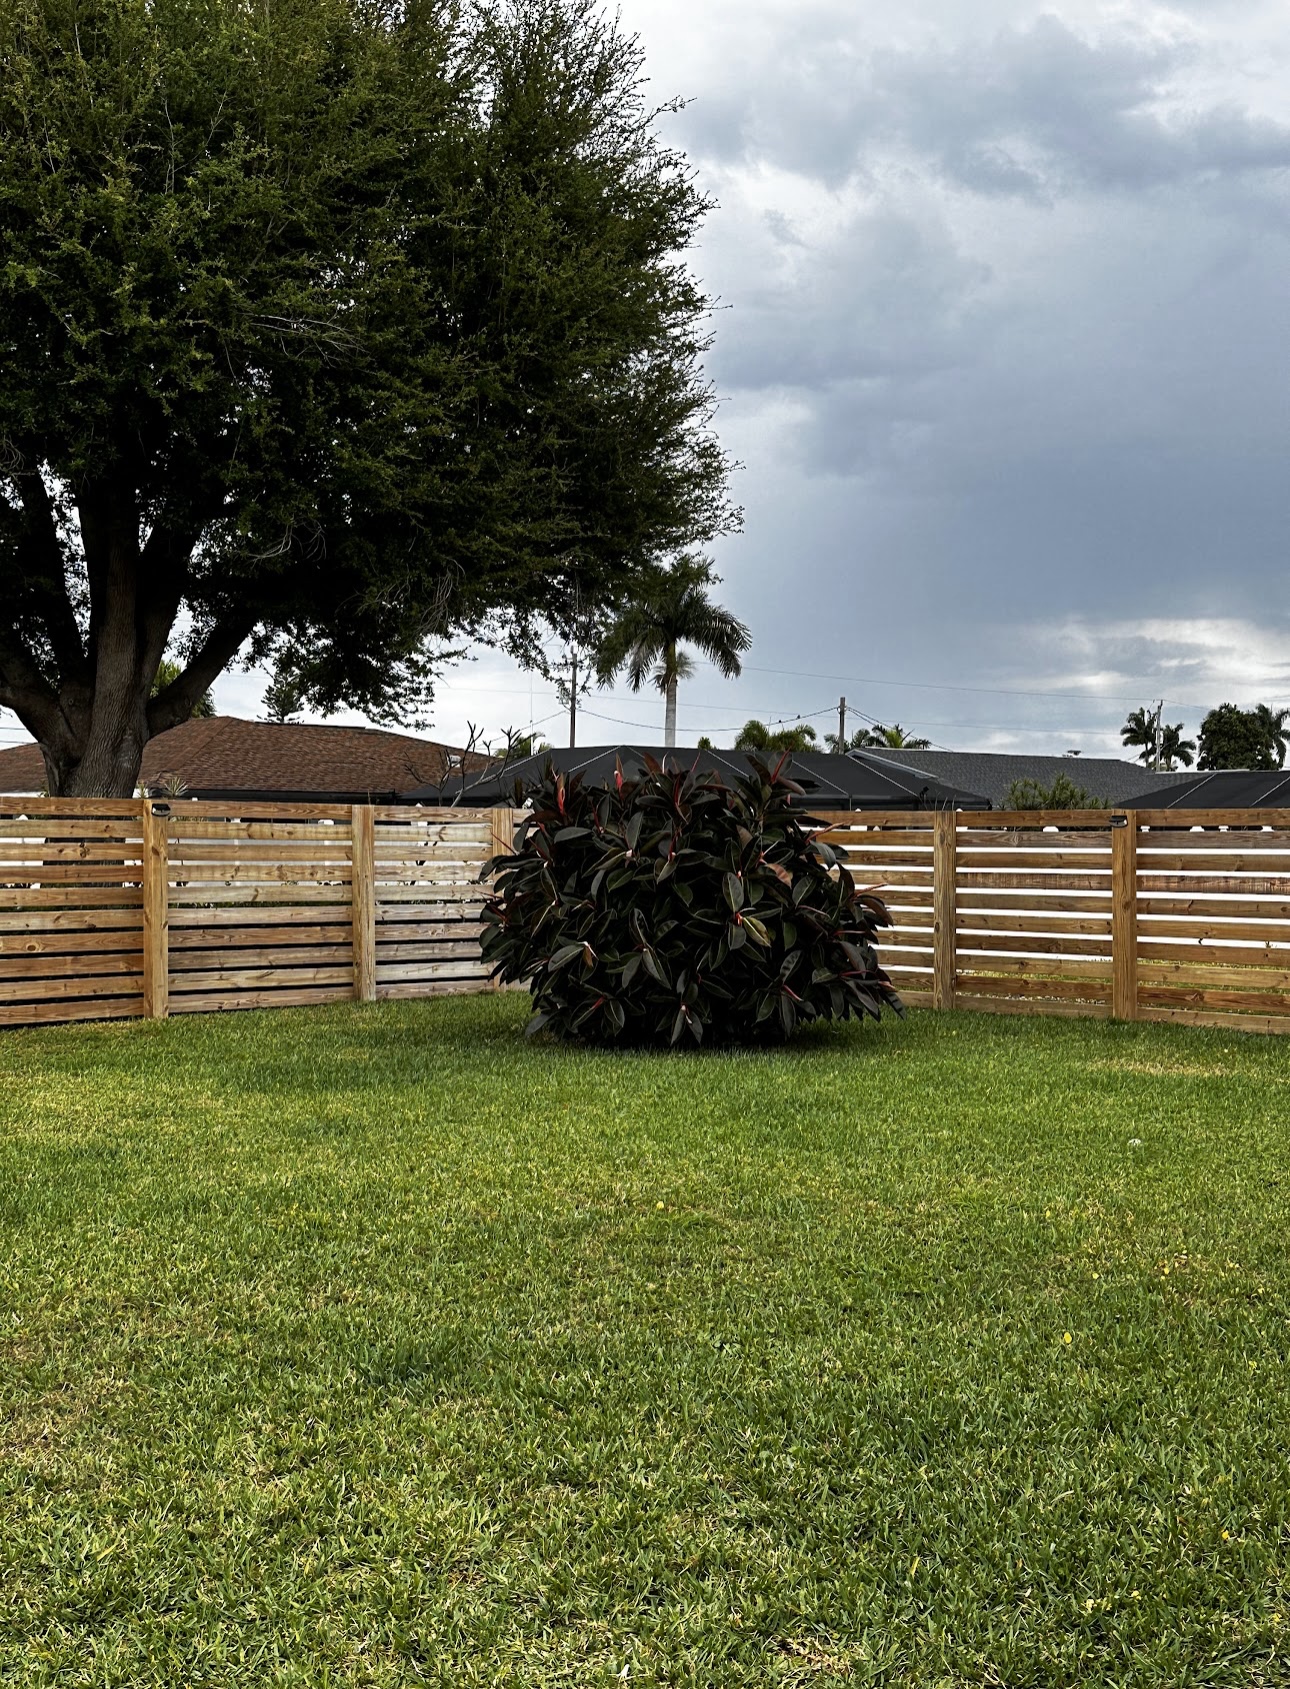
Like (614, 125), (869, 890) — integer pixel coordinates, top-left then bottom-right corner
(1006, 773), (1109, 811)
(0, 0), (737, 793)
(1197, 704), (1290, 771)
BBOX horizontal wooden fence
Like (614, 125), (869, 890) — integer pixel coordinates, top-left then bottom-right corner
(0, 798), (519, 1028)
(4, 798), (1290, 1037)
(819, 807), (1290, 1037)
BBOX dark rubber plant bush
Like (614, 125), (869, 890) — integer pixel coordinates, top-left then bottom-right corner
(481, 755), (903, 1045)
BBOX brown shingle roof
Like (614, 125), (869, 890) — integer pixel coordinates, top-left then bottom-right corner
(0, 717), (483, 799)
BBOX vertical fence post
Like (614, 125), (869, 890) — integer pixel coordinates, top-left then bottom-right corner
(488, 805), (517, 865)
(1111, 813), (1138, 1021)
(932, 809), (957, 1011)
(485, 807), (517, 990)
(142, 800), (170, 1020)
(351, 804), (377, 1003)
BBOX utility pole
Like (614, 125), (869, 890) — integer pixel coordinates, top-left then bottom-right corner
(1151, 699), (1163, 771)
(569, 649), (577, 749)
(838, 695), (847, 750)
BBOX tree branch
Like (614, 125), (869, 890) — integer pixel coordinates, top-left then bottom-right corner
(14, 468), (87, 682)
(147, 614), (256, 734)
(0, 627), (65, 743)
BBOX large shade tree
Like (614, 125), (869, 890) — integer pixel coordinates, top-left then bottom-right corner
(0, 0), (737, 794)
(594, 554), (750, 746)
(1198, 704), (1290, 771)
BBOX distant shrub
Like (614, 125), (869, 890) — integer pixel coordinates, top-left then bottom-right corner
(481, 756), (903, 1045)
(1006, 773), (1110, 810)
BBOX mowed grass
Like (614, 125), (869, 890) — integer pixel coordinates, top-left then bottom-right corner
(2, 997), (1290, 1686)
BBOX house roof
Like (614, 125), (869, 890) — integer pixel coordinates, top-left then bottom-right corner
(414, 744), (991, 810)
(1119, 768), (1290, 808)
(0, 716), (479, 801)
(855, 748), (1195, 808)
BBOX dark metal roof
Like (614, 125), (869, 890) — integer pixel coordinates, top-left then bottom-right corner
(1119, 768), (1290, 808)
(855, 748), (1194, 808)
(409, 745), (991, 810)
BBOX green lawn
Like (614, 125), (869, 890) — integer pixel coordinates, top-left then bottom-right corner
(2, 996), (1289, 1686)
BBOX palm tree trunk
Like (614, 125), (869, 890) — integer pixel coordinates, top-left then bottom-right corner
(664, 673), (678, 747)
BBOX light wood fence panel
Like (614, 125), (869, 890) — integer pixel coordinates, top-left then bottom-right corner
(0, 798), (147, 1026)
(1133, 817), (1290, 1035)
(370, 807), (505, 1000)
(5, 798), (1290, 1036)
(163, 803), (358, 1014)
(819, 807), (1290, 1034)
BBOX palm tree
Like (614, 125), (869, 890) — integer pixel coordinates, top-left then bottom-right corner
(1122, 706), (1196, 769)
(734, 719), (818, 753)
(825, 722), (931, 752)
(595, 557), (750, 747)
(1156, 723), (1196, 771)
(1121, 707), (1157, 766)
(1253, 704), (1290, 769)
(860, 723), (932, 750)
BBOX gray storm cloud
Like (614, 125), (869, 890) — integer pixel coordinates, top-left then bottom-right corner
(582, 0), (1290, 752)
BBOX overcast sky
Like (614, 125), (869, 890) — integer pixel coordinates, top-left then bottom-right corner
(6, 0), (1289, 759)
(420, 0), (1290, 754)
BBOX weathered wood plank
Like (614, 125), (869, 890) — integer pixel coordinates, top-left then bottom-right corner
(167, 821), (352, 841)
(956, 892), (1112, 914)
(1137, 897), (1290, 922)
(1139, 875), (1290, 898)
(1138, 1004), (1290, 1036)
(169, 966), (355, 993)
(0, 887), (144, 909)
(0, 952), (143, 980)
(956, 955), (1113, 981)
(0, 929), (142, 956)
(165, 862), (354, 884)
(374, 960), (490, 984)
(1136, 960), (1290, 991)
(170, 944), (355, 971)
(168, 923), (352, 949)
(1137, 983), (1290, 1015)
(167, 886), (353, 906)
(0, 996), (145, 1027)
(372, 941), (486, 964)
(0, 972), (144, 1004)
(1138, 946), (1290, 975)
(0, 908), (143, 934)
(168, 986), (352, 1015)
(374, 978), (496, 1001)
(167, 904), (353, 928)
(957, 932), (1112, 959)
(952, 974), (1111, 1003)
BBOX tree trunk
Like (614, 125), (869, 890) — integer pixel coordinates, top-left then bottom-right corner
(664, 673), (677, 747)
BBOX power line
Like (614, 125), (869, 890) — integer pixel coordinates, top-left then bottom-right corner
(696, 659), (1271, 714)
